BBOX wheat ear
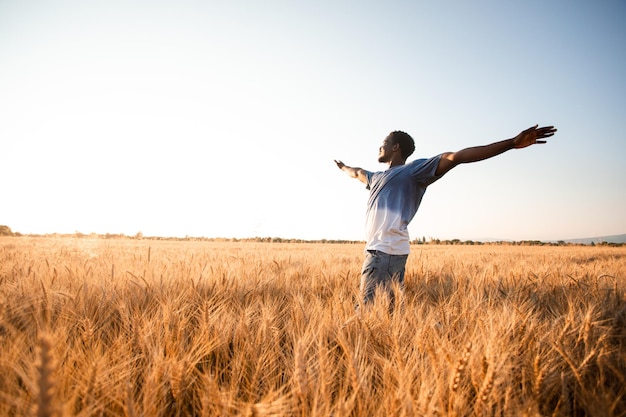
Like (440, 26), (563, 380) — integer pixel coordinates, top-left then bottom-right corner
(451, 342), (472, 392)
(294, 340), (309, 404)
(34, 333), (59, 417)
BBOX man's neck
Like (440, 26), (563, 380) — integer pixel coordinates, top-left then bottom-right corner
(387, 159), (406, 168)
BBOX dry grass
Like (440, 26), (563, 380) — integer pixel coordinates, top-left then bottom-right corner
(0, 237), (625, 416)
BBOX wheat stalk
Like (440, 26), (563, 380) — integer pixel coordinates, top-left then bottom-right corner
(169, 359), (189, 404)
(474, 365), (495, 415)
(533, 354), (544, 401)
(293, 339), (309, 405)
(451, 342), (472, 392)
(125, 380), (137, 417)
(33, 333), (59, 417)
(80, 317), (94, 345)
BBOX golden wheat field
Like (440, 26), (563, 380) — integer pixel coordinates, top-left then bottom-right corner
(0, 237), (625, 416)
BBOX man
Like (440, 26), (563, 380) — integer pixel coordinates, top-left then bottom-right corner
(335, 124), (557, 311)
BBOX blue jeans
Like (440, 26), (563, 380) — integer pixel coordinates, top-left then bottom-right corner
(360, 250), (408, 310)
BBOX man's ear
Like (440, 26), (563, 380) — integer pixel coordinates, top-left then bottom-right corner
(392, 143), (400, 152)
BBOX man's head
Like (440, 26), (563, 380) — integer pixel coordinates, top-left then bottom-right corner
(378, 131), (415, 163)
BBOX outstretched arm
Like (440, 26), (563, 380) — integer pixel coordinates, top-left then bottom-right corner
(435, 125), (557, 176)
(334, 160), (368, 185)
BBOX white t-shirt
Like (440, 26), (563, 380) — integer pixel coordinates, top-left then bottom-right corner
(364, 155), (443, 255)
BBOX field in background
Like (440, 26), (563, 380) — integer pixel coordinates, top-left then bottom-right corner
(0, 237), (625, 416)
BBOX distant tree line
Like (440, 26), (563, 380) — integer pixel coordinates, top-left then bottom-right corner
(413, 238), (624, 247)
(0, 225), (20, 237)
(0, 225), (623, 246)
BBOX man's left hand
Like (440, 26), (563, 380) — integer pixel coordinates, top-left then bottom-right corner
(513, 125), (557, 149)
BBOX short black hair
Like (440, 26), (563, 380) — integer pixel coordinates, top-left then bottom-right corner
(389, 131), (415, 159)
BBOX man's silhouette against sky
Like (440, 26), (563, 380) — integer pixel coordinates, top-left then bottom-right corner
(335, 124), (557, 311)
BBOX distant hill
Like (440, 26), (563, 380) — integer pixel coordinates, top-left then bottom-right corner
(562, 234), (626, 245)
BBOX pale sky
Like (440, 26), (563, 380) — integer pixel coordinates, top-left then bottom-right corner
(1, 0), (625, 241)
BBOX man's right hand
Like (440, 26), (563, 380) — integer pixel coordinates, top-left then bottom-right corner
(334, 160), (368, 184)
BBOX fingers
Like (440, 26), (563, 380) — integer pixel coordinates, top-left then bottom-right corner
(537, 126), (557, 139)
(538, 125), (556, 132)
(525, 125), (556, 142)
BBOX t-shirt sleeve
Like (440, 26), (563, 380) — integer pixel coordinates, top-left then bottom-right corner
(364, 170), (373, 190)
(409, 154), (444, 186)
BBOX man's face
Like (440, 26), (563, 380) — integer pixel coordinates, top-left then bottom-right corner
(378, 136), (396, 163)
